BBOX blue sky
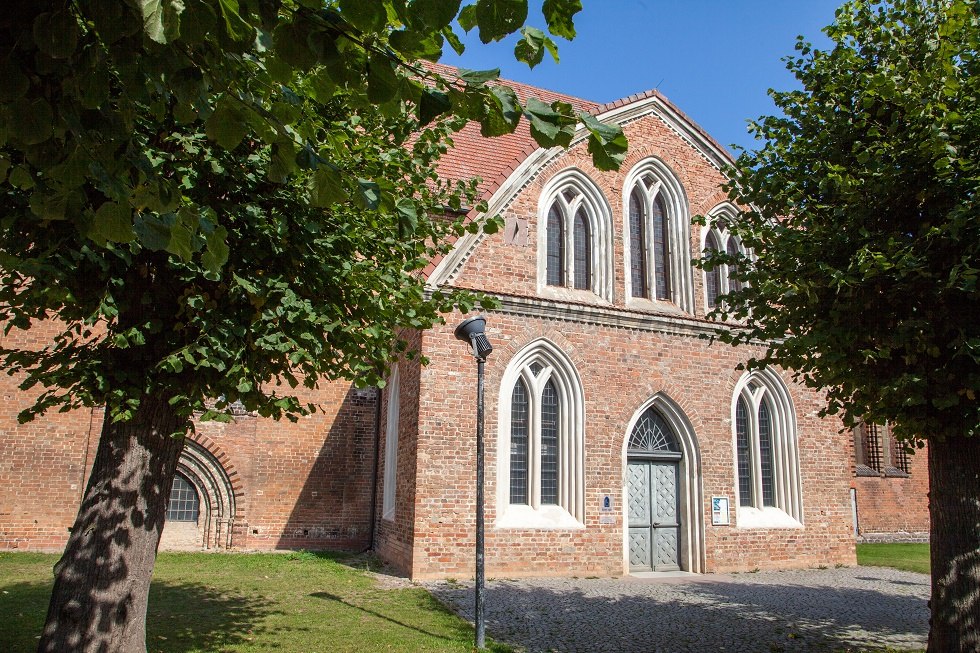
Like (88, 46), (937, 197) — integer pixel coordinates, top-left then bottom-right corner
(441, 1), (843, 154)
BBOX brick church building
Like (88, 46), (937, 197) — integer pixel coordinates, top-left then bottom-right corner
(0, 70), (928, 577)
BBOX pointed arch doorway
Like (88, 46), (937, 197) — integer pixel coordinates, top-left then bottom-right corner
(627, 408), (682, 570)
(623, 396), (705, 574)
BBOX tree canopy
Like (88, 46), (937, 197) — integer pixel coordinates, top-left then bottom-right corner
(0, 0), (626, 427)
(707, 0), (979, 443)
(701, 1), (979, 649)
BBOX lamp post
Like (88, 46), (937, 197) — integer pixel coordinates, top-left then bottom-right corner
(453, 315), (493, 650)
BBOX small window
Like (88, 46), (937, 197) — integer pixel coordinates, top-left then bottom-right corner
(892, 437), (911, 474)
(167, 473), (199, 522)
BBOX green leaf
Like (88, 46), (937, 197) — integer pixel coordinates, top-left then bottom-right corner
(8, 166), (34, 190)
(458, 4), (478, 31)
(310, 166), (349, 207)
(338, 0), (386, 32)
(442, 25), (466, 55)
(457, 67), (500, 85)
(358, 179), (381, 209)
(514, 26), (558, 68)
(419, 88), (451, 125)
(541, 0), (580, 39)
(133, 212), (174, 251)
(33, 11), (80, 58)
(202, 225), (229, 273)
(580, 113), (627, 170)
(137, 0), (167, 44)
(7, 97), (53, 146)
(94, 201), (135, 243)
(475, 0), (528, 43)
(396, 197), (418, 233)
(217, 0), (253, 42)
(29, 191), (69, 221)
(205, 100), (247, 150)
(408, 0), (462, 31)
(524, 97), (573, 148)
(367, 52), (399, 104)
(481, 86), (521, 137)
(389, 29), (444, 60)
(167, 208), (199, 261)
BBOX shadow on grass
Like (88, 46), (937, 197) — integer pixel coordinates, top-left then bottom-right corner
(311, 590), (464, 641)
(0, 578), (277, 653)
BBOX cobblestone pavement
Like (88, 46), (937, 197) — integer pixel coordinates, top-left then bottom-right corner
(424, 567), (929, 652)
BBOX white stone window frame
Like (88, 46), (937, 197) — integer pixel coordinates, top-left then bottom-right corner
(537, 168), (614, 303)
(702, 202), (748, 311)
(731, 368), (804, 529)
(496, 338), (585, 530)
(622, 158), (694, 313)
(381, 364), (400, 521)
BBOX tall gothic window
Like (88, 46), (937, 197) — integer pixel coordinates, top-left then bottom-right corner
(703, 205), (747, 312)
(733, 370), (803, 525)
(498, 340), (585, 527)
(625, 161), (693, 310)
(544, 185), (598, 293)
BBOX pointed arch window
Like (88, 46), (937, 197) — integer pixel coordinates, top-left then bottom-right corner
(498, 340), (585, 528)
(629, 408), (681, 456)
(538, 171), (613, 301)
(704, 205), (747, 311)
(733, 371), (803, 526)
(624, 161), (693, 310)
(545, 187), (595, 291)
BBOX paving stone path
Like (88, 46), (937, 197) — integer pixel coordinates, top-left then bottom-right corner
(424, 567), (929, 652)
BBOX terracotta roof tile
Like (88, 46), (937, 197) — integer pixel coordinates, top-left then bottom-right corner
(424, 62), (599, 200)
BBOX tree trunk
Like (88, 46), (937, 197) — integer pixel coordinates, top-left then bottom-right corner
(927, 435), (980, 653)
(38, 393), (185, 653)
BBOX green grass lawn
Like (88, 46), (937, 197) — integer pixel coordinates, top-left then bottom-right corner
(856, 543), (931, 575)
(0, 551), (510, 653)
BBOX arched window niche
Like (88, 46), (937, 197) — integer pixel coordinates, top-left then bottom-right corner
(622, 158), (694, 313)
(622, 393), (705, 574)
(537, 169), (614, 302)
(731, 368), (804, 528)
(496, 338), (585, 529)
(702, 202), (748, 312)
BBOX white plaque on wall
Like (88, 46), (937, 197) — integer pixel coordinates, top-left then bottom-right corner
(711, 496), (730, 526)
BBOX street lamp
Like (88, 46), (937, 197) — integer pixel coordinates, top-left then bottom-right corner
(453, 315), (493, 649)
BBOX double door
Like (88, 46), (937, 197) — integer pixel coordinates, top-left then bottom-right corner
(627, 459), (680, 571)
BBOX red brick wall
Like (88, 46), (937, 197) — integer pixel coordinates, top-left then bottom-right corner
(0, 319), (379, 553)
(852, 444), (930, 542)
(406, 315), (856, 579)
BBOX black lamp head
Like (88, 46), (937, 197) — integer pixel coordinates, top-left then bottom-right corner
(454, 315), (493, 359)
